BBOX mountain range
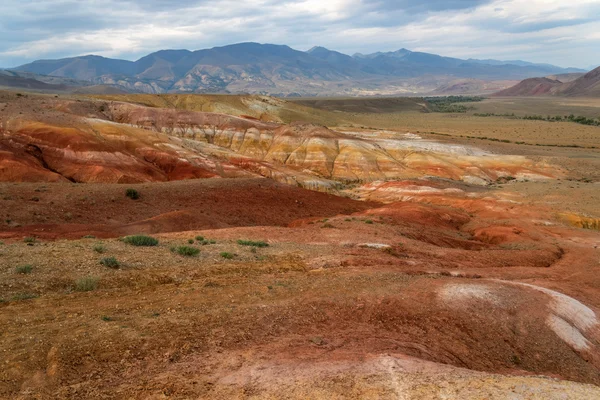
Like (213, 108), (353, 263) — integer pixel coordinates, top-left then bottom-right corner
(8, 43), (587, 96)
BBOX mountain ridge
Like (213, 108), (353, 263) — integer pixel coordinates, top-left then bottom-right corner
(11, 43), (588, 96)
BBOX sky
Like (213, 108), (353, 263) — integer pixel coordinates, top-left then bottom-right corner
(1, 0), (599, 69)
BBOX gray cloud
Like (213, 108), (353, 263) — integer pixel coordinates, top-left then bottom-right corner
(0, 0), (598, 69)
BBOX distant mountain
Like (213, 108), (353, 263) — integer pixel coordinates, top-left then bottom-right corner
(0, 70), (72, 91)
(494, 66), (600, 97)
(11, 43), (588, 96)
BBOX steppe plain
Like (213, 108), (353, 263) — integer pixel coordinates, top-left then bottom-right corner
(1, 92), (599, 398)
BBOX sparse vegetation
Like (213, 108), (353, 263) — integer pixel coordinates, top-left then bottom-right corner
(93, 244), (106, 253)
(474, 112), (600, 127)
(101, 316), (114, 322)
(100, 257), (120, 269)
(365, 220), (374, 224)
(195, 236), (204, 241)
(322, 223), (335, 228)
(11, 293), (39, 301)
(23, 236), (36, 244)
(121, 235), (158, 246)
(15, 264), (33, 274)
(237, 239), (269, 248)
(220, 252), (235, 259)
(125, 188), (140, 200)
(188, 238), (194, 244)
(426, 96), (484, 113)
(75, 276), (98, 292)
(174, 246), (200, 257)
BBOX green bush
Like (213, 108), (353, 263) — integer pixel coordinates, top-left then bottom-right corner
(188, 238), (194, 244)
(23, 236), (36, 244)
(75, 276), (98, 292)
(220, 252), (235, 259)
(100, 257), (120, 269)
(195, 236), (204, 242)
(93, 244), (106, 253)
(175, 246), (200, 257)
(15, 264), (33, 274)
(121, 235), (158, 246)
(125, 188), (139, 200)
(237, 240), (269, 248)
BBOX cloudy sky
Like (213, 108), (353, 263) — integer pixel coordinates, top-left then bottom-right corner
(1, 0), (599, 68)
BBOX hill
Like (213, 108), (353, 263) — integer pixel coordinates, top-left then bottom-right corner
(12, 43), (586, 96)
(494, 66), (600, 97)
(556, 67), (600, 97)
(493, 77), (563, 96)
(0, 70), (73, 92)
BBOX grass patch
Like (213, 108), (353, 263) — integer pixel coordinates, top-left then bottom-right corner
(365, 220), (374, 224)
(93, 244), (106, 253)
(195, 236), (204, 242)
(101, 316), (114, 322)
(121, 235), (158, 246)
(237, 239), (269, 248)
(188, 238), (194, 244)
(11, 293), (39, 301)
(75, 276), (98, 292)
(82, 235), (96, 239)
(125, 188), (139, 200)
(15, 264), (33, 274)
(220, 252), (235, 259)
(23, 236), (36, 244)
(100, 257), (120, 269)
(174, 246), (200, 257)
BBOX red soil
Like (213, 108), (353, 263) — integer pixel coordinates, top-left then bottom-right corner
(0, 178), (378, 240)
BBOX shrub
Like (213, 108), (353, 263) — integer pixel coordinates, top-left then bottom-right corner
(188, 238), (194, 244)
(100, 257), (120, 269)
(195, 236), (204, 242)
(175, 246), (200, 257)
(15, 264), (33, 274)
(93, 244), (106, 253)
(121, 235), (158, 246)
(365, 220), (374, 224)
(23, 236), (36, 244)
(237, 240), (269, 248)
(75, 276), (98, 292)
(82, 235), (96, 239)
(220, 252), (235, 259)
(125, 188), (139, 200)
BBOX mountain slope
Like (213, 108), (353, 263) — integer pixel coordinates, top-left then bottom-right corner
(493, 77), (563, 96)
(556, 67), (600, 97)
(494, 66), (600, 97)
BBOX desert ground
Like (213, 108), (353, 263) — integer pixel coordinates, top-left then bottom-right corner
(1, 92), (599, 398)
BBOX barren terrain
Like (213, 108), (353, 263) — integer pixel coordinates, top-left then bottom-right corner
(0, 91), (599, 398)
